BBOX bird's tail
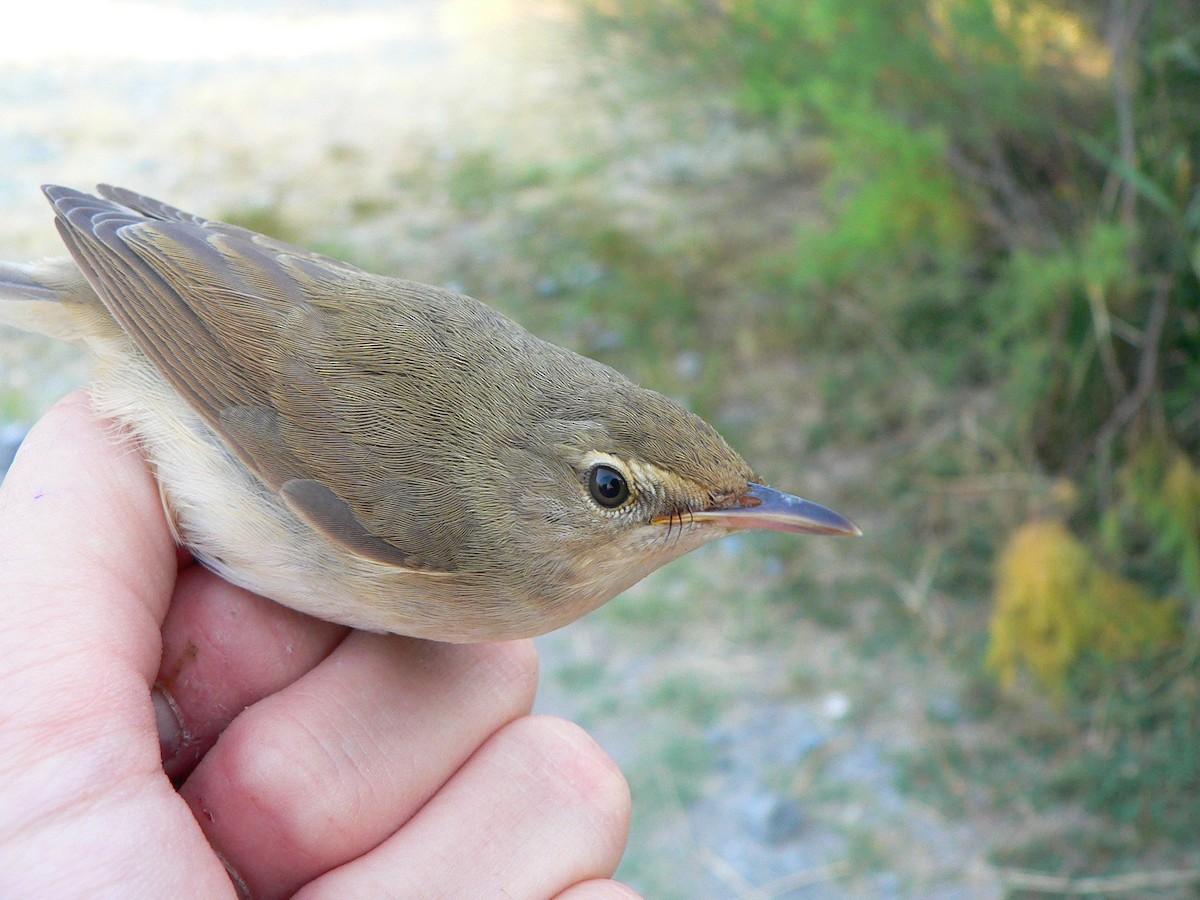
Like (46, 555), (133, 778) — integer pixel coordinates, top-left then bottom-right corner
(0, 260), (60, 303)
(0, 257), (100, 342)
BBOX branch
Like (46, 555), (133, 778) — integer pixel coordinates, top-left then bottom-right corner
(1087, 275), (1171, 462)
(1104, 0), (1152, 231)
(996, 865), (1200, 895)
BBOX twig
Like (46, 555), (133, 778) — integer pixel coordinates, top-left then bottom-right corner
(697, 846), (761, 898)
(1104, 0), (1152, 233)
(913, 472), (1037, 495)
(1085, 280), (1129, 399)
(755, 861), (851, 898)
(1089, 276), (1170, 456)
(995, 865), (1200, 895)
(943, 142), (1061, 253)
(832, 291), (935, 395)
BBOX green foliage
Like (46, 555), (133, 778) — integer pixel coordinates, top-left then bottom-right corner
(445, 149), (551, 214)
(1099, 445), (1200, 626)
(446, 149), (504, 214)
(981, 221), (1138, 461)
(1056, 645), (1200, 844)
(618, 727), (717, 898)
(554, 658), (608, 692)
(504, 198), (704, 396)
(647, 673), (725, 726)
(585, 0), (1200, 640)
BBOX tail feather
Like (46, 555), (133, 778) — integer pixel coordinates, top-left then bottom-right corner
(0, 261), (59, 302)
(0, 258), (109, 344)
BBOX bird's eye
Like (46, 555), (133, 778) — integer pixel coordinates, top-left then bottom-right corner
(588, 464), (631, 509)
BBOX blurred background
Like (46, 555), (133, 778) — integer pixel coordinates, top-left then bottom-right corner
(2, 1), (1198, 897)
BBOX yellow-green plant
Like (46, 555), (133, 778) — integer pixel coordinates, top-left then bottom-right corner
(987, 519), (1179, 692)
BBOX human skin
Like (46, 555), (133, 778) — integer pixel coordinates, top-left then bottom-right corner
(0, 392), (638, 899)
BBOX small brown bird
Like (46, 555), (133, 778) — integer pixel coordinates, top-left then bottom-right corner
(0, 185), (858, 642)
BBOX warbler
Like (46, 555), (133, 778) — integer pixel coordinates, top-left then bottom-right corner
(0, 185), (858, 642)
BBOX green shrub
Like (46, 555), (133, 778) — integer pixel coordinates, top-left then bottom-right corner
(585, 0), (1199, 653)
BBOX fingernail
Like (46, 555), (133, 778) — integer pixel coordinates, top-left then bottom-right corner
(216, 849), (252, 900)
(152, 684), (185, 761)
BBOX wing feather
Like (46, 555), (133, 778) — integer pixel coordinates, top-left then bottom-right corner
(45, 185), (441, 572)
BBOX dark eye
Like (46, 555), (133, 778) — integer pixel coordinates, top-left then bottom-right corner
(588, 464), (631, 509)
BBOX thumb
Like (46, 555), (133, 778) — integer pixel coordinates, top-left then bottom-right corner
(0, 389), (179, 791)
(0, 390), (177, 687)
(0, 389), (232, 896)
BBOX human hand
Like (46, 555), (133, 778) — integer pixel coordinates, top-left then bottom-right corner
(0, 392), (636, 899)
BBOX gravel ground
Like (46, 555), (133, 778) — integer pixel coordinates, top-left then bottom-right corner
(0, 3), (1014, 897)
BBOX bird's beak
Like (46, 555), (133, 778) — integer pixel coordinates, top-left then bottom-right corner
(664, 483), (861, 536)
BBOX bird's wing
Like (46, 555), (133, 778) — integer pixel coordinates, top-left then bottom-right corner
(96, 185), (361, 272)
(44, 184), (451, 573)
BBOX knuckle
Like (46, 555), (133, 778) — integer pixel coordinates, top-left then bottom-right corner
(510, 716), (632, 844)
(200, 704), (353, 856)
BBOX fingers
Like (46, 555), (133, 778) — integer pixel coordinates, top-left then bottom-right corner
(297, 717), (632, 899)
(181, 633), (540, 899)
(555, 881), (644, 900)
(157, 564), (347, 781)
(0, 391), (175, 771)
(0, 393), (231, 894)
(0, 392), (176, 686)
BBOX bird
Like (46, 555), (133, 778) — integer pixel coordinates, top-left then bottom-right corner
(0, 185), (858, 642)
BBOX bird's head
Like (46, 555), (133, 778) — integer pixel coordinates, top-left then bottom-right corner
(495, 376), (859, 626)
